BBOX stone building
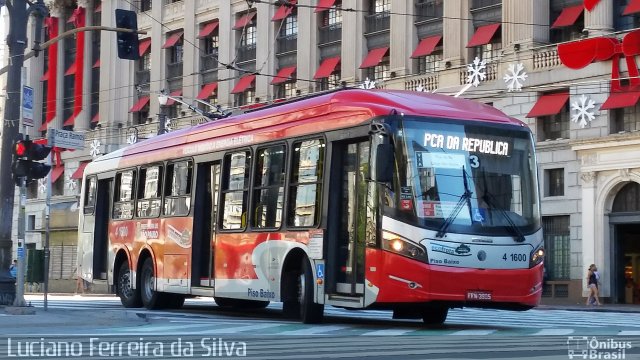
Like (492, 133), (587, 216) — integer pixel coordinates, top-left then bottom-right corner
(7, 0), (640, 302)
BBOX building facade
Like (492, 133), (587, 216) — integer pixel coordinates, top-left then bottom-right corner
(8, 0), (640, 302)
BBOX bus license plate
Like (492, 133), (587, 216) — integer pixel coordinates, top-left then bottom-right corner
(466, 291), (492, 301)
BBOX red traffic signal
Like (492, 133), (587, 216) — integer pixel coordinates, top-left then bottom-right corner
(13, 139), (52, 161)
(11, 138), (52, 183)
(14, 141), (29, 157)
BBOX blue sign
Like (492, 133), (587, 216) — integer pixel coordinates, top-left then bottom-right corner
(316, 263), (324, 279)
(17, 247), (25, 259)
(22, 86), (34, 127)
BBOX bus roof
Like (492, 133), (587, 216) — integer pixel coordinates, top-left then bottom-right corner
(86, 89), (524, 172)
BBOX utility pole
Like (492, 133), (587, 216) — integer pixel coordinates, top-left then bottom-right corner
(0, 0), (47, 305)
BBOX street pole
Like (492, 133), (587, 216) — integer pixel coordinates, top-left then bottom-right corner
(0, 0), (47, 305)
(43, 131), (52, 311)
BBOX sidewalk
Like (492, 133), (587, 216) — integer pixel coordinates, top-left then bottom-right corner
(538, 303), (640, 313)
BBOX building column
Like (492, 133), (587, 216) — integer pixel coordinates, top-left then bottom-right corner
(297, 0), (316, 95)
(442, 0), (469, 68)
(502, 0), (549, 48)
(341, 0), (364, 84)
(389, 0), (411, 77)
(218, 1), (233, 108)
(255, 1), (274, 102)
(182, 0), (197, 102)
(149, 2), (164, 119)
(580, 172), (598, 297)
(585, 0), (614, 37)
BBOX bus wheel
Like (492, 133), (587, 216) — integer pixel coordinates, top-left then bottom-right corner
(299, 258), (324, 324)
(117, 261), (142, 308)
(140, 258), (163, 309)
(422, 306), (448, 326)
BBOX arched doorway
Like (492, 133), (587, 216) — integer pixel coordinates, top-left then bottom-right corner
(610, 182), (640, 304)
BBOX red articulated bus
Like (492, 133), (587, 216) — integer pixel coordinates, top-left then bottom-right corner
(77, 89), (544, 325)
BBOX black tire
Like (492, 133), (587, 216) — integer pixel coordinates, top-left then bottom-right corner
(116, 261), (142, 308)
(422, 306), (448, 326)
(140, 258), (164, 309)
(299, 258), (324, 324)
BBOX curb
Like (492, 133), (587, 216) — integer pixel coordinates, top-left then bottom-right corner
(538, 305), (640, 313)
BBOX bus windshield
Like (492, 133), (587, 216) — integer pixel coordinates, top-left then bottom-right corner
(391, 116), (541, 236)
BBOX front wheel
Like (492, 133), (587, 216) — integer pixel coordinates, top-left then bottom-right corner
(422, 306), (448, 326)
(116, 261), (142, 308)
(299, 258), (324, 324)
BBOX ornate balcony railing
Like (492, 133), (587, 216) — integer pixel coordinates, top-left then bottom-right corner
(318, 24), (342, 45)
(405, 74), (439, 92)
(459, 62), (497, 85)
(364, 12), (390, 34)
(277, 35), (298, 55)
(237, 44), (256, 63)
(200, 53), (218, 72)
(167, 61), (183, 79)
(533, 45), (561, 70)
(135, 70), (150, 86)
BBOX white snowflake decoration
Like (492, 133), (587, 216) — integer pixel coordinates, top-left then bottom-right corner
(503, 63), (528, 92)
(164, 117), (173, 132)
(38, 179), (46, 194)
(126, 132), (138, 144)
(89, 139), (102, 158)
(358, 77), (376, 90)
(571, 94), (596, 128)
(466, 57), (487, 87)
(415, 85), (426, 92)
(65, 174), (77, 191)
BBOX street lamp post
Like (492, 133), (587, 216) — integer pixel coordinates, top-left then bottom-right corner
(157, 91), (168, 135)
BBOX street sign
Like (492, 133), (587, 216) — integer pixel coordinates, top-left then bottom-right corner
(17, 247), (24, 259)
(50, 128), (85, 150)
(22, 86), (34, 127)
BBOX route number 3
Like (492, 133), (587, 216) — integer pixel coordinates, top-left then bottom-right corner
(469, 155), (480, 168)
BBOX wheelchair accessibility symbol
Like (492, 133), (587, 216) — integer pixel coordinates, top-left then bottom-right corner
(316, 264), (324, 279)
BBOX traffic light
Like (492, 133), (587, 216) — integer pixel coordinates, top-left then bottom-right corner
(115, 9), (140, 60)
(11, 137), (52, 185)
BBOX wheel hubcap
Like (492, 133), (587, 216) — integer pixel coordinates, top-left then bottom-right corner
(119, 270), (133, 298)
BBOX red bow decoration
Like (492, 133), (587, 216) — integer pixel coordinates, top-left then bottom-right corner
(33, 138), (63, 166)
(584, 0), (600, 11)
(558, 29), (640, 93)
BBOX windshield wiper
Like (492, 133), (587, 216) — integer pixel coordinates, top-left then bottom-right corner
(436, 166), (473, 238)
(481, 171), (526, 243)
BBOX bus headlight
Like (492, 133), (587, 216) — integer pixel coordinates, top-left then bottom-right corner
(382, 231), (428, 262)
(530, 246), (545, 268)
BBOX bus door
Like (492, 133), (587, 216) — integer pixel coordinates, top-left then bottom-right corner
(327, 140), (370, 297)
(82, 178), (111, 281)
(192, 162), (221, 287)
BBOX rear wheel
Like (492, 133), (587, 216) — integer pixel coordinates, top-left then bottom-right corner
(116, 261), (141, 308)
(140, 258), (164, 309)
(422, 306), (448, 326)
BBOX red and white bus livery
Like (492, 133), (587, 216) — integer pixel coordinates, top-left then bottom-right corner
(78, 89), (544, 325)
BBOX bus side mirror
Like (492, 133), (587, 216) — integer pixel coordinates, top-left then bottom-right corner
(372, 143), (394, 183)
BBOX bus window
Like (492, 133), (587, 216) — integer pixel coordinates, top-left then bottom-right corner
(113, 170), (136, 220)
(252, 145), (285, 229)
(137, 165), (163, 218)
(163, 161), (193, 216)
(220, 151), (251, 230)
(83, 176), (97, 215)
(288, 139), (325, 227)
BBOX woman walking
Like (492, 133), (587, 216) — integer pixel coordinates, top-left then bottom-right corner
(586, 264), (601, 306)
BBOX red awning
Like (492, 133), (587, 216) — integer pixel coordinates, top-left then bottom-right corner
(466, 23), (501, 48)
(411, 35), (443, 58)
(91, 113), (99, 123)
(314, 57), (340, 79)
(71, 162), (88, 180)
(273, 0), (297, 21)
(315, 0), (336, 12)
(165, 90), (183, 106)
(162, 31), (184, 49)
(65, 63), (77, 76)
(50, 165), (64, 183)
(196, 82), (219, 100)
(63, 114), (75, 126)
(233, 12), (256, 30)
(139, 38), (151, 56)
(359, 47), (389, 69)
(231, 74), (256, 94)
(93, 59), (100, 68)
(551, 5), (584, 29)
(271, 66), (297, 85)
(526, 92), (570, 118)
(95, 2), (102, 13)
(624, 0), (640, 15)
(41, 70), (49, 81)
(197, 21), (219, 38)
(600, 92), (640, 110)
(129, 96), (150, 112)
